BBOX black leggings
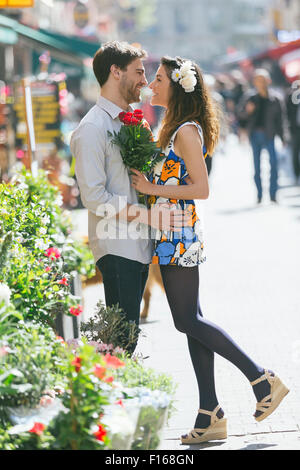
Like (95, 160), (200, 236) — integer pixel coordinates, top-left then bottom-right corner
(160, 265), (264, 411)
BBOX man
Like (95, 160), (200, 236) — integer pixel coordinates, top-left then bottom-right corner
(70, 41), (188, 353)
(286, 78), (300, 184)
(241, 69), (285, 203)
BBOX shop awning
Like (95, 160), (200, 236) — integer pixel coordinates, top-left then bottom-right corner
(253, 38), (300, 61)
(0, 13), (100, 66)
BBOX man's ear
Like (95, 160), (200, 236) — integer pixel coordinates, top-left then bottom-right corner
(110, 64), (121, 80)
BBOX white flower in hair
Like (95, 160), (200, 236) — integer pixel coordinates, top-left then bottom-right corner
(171, 69), (181, 82)
(180, 60), (194, 74)
(180, 73), (197, 93)
(172, 60), (197, 92)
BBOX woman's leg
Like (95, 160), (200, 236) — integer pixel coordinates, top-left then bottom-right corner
(160, 265), (272, 422)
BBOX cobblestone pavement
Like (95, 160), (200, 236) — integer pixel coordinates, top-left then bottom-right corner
(76, 135), (300, 451)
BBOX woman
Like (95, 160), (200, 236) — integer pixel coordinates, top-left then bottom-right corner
(130, 56), (289, 445)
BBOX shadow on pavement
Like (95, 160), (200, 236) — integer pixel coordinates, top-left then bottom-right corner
(240, 442), (278, 450)
(216, 205), (262, 215)
(184, 440), (227, 450)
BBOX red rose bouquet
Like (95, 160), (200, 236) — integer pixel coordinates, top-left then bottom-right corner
(108, 109), (164, 204)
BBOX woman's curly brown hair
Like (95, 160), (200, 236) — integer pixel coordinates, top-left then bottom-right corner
(158, 56), (221, 155)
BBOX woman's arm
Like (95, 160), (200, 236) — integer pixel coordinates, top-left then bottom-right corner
(131, 124), (209, 200)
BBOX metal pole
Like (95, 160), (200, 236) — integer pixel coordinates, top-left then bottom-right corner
(21, 77), (38, 176)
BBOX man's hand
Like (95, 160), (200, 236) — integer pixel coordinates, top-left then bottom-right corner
(139, 203), (191, 231)
(245, 101), (256, 114)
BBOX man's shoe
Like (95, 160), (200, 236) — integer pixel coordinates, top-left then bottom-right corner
(257, 197), (262, 204)
(270, 197), (277, 203)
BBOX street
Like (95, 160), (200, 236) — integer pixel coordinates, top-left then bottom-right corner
(78, 134), (300, 450)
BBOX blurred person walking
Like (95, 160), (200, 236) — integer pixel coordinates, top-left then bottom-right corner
(240, 69), (285, 203)
(286, 80), (300, 184)
(131, 57), (289, 445)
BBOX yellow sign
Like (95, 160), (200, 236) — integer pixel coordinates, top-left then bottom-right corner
(0, 0), (34, 7)
(14, 81), (61, 146)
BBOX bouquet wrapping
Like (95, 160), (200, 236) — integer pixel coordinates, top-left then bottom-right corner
(108, 110), (164, 205)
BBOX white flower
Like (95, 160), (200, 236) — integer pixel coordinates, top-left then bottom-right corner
(35, 238), (49, 251)
(171, 60), (197, 93)
(17, 182), (28, 191)
(180, 73), (197, 93)
(0, 283), (11, 305)
(38, 227), (47, 236)
(41, 215), (50, 225)
(55, 195), (63, 207)
(180, 60), (193, 74)
(171, 69), (181, 82)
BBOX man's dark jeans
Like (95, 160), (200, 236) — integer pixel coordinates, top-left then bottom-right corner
(249, 130), (278, 200)
(96, 254), (149, 350)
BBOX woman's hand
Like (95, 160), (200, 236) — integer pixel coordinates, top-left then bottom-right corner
(130, 168), (153, 195)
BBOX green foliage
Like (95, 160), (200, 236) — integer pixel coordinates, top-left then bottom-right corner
(114, 355), (177, 422)
(108, 123), (164, 175)
(0, 166), (96, 328)
(80, 301), (141, 355)
(114, 355), (176, 398)
(47, 343), (111, 450)
(0, 307), (68, 409)
(132, 405), (168, 450)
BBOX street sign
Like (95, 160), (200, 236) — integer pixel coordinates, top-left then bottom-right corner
(73, 1), (89, 29)
(14, 80), (61, 148)
(0, 0), (34, 7)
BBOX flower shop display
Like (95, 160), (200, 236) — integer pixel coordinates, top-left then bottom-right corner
(0, 167), (94, 334)
(101, 401), (139, 450)
(0, 165), (178, 450)
(0, 303), (176, 450)
(0, 305), (67, 411)
(80, 300), (141, 355)
(128, 388), (170, 450)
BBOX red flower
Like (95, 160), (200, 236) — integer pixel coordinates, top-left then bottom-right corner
(94, 424), (107, 442)
(115, 399), (124, 407)
(57, 277), (68, 286)
(45, 247), (61, 260)
(29, 422), (45, 436)
(133, 109), (143, 121)
(118, 111), (126, 122)
(103, 353), (125, 369)
(56, 336), (65, 345)
(45, 266), (51, 272)
(123, 114), (133, 125)
(131, 117), (140, 126)
(103, 375), (114, 383)
(71, 356), (82, 372)
(93, 364), (106, 380)
(69, 305), (83, 316)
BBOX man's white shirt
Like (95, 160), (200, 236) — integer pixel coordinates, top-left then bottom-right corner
(70, 96), (152, 265)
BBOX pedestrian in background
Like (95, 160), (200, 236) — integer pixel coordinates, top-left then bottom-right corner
(286, 78), (300, 185)
(240, 69), (286, 204)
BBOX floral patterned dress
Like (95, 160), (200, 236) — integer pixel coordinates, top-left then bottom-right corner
(147, 121), (208, 267)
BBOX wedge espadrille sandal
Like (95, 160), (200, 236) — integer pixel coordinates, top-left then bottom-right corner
(250, 369), (289, 422)
(180, 405), (227, 445)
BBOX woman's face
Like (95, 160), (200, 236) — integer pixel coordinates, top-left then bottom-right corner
(149, 65), (171, 108)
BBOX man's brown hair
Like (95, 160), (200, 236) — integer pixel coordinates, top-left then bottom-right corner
(93, 41), (147, 87)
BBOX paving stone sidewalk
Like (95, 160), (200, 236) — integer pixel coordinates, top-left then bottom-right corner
(76, 135), (300, 451)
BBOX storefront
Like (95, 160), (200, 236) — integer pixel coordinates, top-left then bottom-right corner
(0, 12), (100, 207)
